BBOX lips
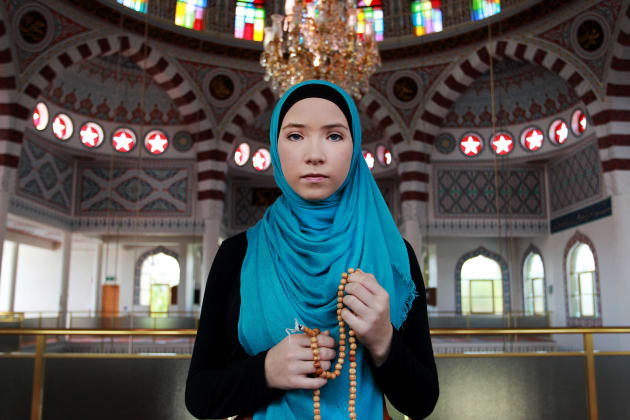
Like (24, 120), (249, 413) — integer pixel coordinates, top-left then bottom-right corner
(301, 174), (328, 178)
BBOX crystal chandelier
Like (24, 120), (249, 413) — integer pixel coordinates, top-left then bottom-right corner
(260, 0), (382, 99)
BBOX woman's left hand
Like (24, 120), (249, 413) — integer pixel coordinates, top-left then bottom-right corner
(341, 268), (393, 367)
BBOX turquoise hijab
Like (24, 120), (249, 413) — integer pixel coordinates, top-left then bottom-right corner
(238, 80), (417, 419)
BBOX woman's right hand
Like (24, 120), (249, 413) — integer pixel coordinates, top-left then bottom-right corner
(264, 330), (337, 390)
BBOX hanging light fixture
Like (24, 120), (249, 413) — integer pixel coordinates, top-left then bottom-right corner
(260, 0), (381, 99)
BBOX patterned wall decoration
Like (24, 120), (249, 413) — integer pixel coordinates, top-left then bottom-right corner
(433, 166), (546, 218)
(76, 162), (193, 217)
(455, 246), (511, 315)
(9, 0), (88, 71)
(442, 59), (581, 128)
(178, 59), (263, 124)
(133, 246), (181, 305)
(537, 0), (622, 83)
(17, 139), (73, 213)
(547, 139), (602, 215)
(370, 63), (450, 126)
(40, 54), (183, 125)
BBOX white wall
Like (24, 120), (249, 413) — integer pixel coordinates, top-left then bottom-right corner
(13, 244), (62, 316)
(513, 195), (630, 351)
(67, 247), (97, 315)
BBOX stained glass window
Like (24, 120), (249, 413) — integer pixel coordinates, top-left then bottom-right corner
(471, 0), (500, 21)
(235, 0), (265, 41)
(117, 0), (147, 13)
(412, 1), (442, 36)
(175, 0), (206, 30)
(357, 0), (384, 42)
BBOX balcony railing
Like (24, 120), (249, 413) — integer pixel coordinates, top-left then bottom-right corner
(1, 326), (629, 420)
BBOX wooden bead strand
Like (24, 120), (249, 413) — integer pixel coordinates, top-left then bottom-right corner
(301, 267), (358, 420)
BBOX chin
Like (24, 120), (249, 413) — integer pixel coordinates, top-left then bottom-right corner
(299, 189), (332, 201)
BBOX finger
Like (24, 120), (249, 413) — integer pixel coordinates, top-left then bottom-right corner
(291, 376), (328, 390)
(292, 345), (336, 361)
(341, 307), (366, 334)
(343, 293), (370, 319)
(345, 282), (375, 307)
(291, 360), (331, 375)
(318, 332), (336, 348)
(351, 269), (382, 296)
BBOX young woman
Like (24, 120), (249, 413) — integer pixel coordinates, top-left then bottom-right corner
(185, 80), (439, 420)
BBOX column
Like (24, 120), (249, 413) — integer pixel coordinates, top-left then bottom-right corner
(399, 199), (427, 262)
(0, 241), (18, 312)
(58, 231), (72, 329)
(0, 167), (14, 279)
(92, 241), (103, 314)
(200, 200), (224, 306)
(177, 242), (188, 314)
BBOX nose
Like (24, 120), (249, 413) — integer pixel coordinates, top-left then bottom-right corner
(305, 138), (325, 165)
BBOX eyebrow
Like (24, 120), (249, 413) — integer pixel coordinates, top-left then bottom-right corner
(281, 123), (349, 131)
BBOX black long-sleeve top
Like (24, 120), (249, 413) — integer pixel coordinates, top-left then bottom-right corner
(185, 231), (439, 419)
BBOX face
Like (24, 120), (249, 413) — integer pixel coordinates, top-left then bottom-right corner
(278, 97), (353, 201)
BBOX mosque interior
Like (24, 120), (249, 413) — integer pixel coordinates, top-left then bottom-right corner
(1, 0), (629, 419)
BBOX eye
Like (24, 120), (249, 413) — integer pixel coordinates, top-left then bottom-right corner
(328, 133), (343, 141)
(287, 133), (302, 141)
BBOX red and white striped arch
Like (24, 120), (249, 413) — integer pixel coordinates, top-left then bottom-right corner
(594, 2), (630, 195)
(5, 33), (215, 204)
(356, 92), (424, 202)
(412, 38), (603, 200)
(206, 83), (277, 204)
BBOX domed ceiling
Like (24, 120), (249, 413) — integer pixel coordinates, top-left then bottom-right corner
(442, 58), (581, 128)
(40, 53), (184, 125)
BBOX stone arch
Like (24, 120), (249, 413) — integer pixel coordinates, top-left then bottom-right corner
(133, 246), (181, 306)
(16, 33), (219, 206)
(595, 1), (630, 196)
(562, 230), (602, 327)
(520, 244), (548, 314)
(408, 38), (601, 205)
(455, 246), (511, 315)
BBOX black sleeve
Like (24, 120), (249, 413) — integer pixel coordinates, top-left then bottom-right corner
(368, 239), (439, 419)
(185, 236), (286, 419)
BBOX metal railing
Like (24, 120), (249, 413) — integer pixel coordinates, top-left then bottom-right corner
(1, 327), (629, 420)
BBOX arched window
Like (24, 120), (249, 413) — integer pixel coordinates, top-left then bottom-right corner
(563, 232), (601, 326)
(234, 0), (265, 41)
(568, 243), (597, 318)
(134, 247), (181, 316)
(522, 250), (545, 315)
(460, 255), (503, 315)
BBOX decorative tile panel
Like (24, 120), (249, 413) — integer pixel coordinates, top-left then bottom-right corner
(548, 140), (602, 214)
(17, 139), (73, 213)
(434, 166), (546, 218)
(76, 162), (193, 217)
